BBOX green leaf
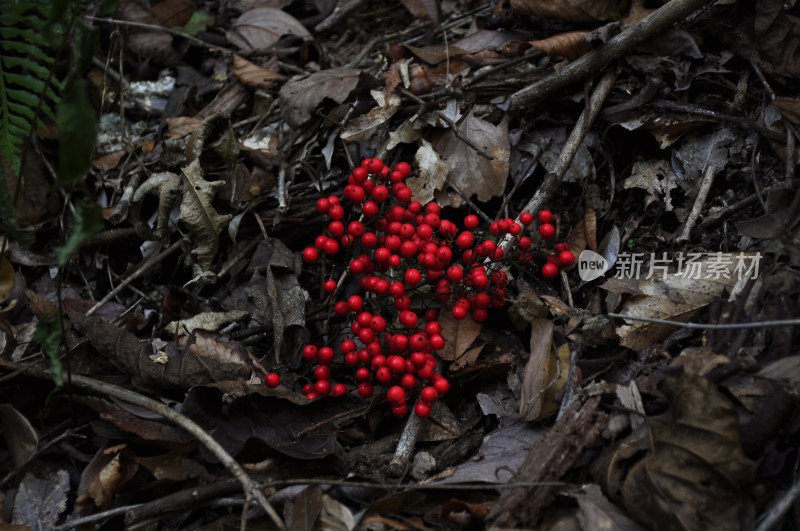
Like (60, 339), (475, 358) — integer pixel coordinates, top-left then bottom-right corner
(34, 314), (62, 387)
(177, 11), (213, 37)
(54, 201), (102, 266)
(56, 78), (96, 185)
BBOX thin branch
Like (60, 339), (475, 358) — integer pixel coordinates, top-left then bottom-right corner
(1, 361), (285, 530)
(509, 0), (715, 111)
(608, 314), (800, 330)
(83, 15), (235, 53)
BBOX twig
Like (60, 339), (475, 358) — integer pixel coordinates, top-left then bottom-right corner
(698, 189), (774, 229)
(447, 182), (492, 222)
(2, 361), (285, 530)
(677, 164), (717, 242)
(436, 111), (494, 161)
(509, 0), (715, 112)
(756, 476), (800, 531)
(498, 68), (618, 257)
(387, 406), (424, 478)
(314, 0), (368, 32)
(83, 15), (235, 54)
(608, 313), (800, 330)
(86, 239), (183, 317)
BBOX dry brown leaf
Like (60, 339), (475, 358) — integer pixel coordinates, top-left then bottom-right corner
(595, 375), (754, 531)
(755, 0), (800, 78)
(772, 97), (800, 125)
(510, 0), (626, 22)
(340, 91), (401, 142)
(404, 44), (469, 65)
(453, 29), (530, 53)
(436, 310), (482, 362)
(12, 470), (69, 528)
(165, 310), (249, 336)
(134, 450), (210, 481)
(232, 54), (285, 90)
(399, 0), (439, 25)
(623, 159), (678, 211)
(226, 7), (310, 51)
(407, 140), (448, 205)
(433, 108), (509, 207)
(0, 256), (14, 303)
(180, 159), (233, 277)
(150, 0), (194, 27)
(606, 253), (748, 351)
(118, 0), (183, 66)
(519, 318), (553, 421)
(530, 30), (591, 61)
(279, 68), (361, 127)
(133, 172), (181, 240)
(164, 116), (204, 139)
(0, 404), (37, 468)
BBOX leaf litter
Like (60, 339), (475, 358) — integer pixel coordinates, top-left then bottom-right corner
(2, 0), (800, 529)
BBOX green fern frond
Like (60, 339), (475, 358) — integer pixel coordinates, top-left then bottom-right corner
(0, 0), (62, 175)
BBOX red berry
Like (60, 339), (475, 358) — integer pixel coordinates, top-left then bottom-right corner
(433, 377), (450, 395)
(456, 231), (474, 249)
(347, 295), (363, 311)
(264, 372), (281, 388)
(428, 334), (445, 350)
(542, 262), (559, 279)
(451, 304), (468, 320)
(355, 367), (371, 382)
(399, 310), (419, 328)
(415, 401), (432, 418)
(318, 346), (335, 365)
(315, 198), (331, 214)
(332, 383), (348, 396)
(472, 309), (488, 322)
(357, 382), (374, 398)
(302, 247), (319, 263)
(421, 386), (438, 402)
(315, 380), (331, 395)
(519, 211), (534, 225)
(322, 239), (340, 255)
(352, 167), (368, 182)
(538, 210), (553, 223)
(404, 268), (422, 286)
(302, 344), (318, 361)
(334, 301), (349, 317)
(410, 351), (427, 368)
(463, 214), (479, 229)
(306, 392), (319, 400)
(314, 365), (331, 381)
(395, 162), (412, 176)
(401, 373), (418, 388)
(375, 366), (392, 384)
(302, 383), (314, 394)
(322, 279), (336, 293)
(558, 250), (576, 267)
(386, 386), (406, 405)
(539, 223), (556, 239)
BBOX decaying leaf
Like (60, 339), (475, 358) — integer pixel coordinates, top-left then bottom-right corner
(77, 446), (136, 511)
(594, 374), (754, 531)
(279, 68), (361, 127)
(567, 484), (645, 531)
(132, 172), (181, 240)
(165, 310), (249, 336)
(0, 404), (38, 468)
(232, 54), (286, 90)
(605, 253), (751, 351)
(510, 0), (625, 22)
(433, 108), (509, 207)
(530, 30), (591, 60)
(12, 470), (70, 528)
(519, 320), (569, 421)
(436, 309), (482, 361)
(407, 139), (449, 204)
(623, 159), (678, 211)
(340, 91), (401, 142)
(226, 7), (310, 51)
(180, 159), (233, 278)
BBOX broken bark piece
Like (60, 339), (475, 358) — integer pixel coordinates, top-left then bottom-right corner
(487, 394), (608, 528)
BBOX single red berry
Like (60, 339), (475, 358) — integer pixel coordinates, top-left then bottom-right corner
(451, 304), (468, 320)
(558, 250), (576, 267)
(433, 377), (450, 395)
(400, 373), (418, 389)
(538, 210), (553, 223)
(314, 365), (331, 381)
(334, 301), (349, 317)
(393, 185), (412, 203)
(542, 262), (559, 279)
(347, 295), (363, 311)
(322, 238), (340, 255)
(386, 386), (406, 405)
(375, 366), (392, 384)
(355, 367), (371, 382)
(399, 310), (419, 328)
(391, 404), (409, 417)
(302, 344), (318, 361)
(302, 383), (314, 394)
(404, 268), (422, 286)
(332, 383), (348, 396)
(415, 401), (432, 418)
(264, 372), (280, 388)
(315, 379), (331, 395)
(539, 223), (556, 239)
(322, 279), (337, 293)
(352, 167), (368, 182)
(428, 334), (445, 350)
(456, 231), (474, 249)
(410, 351), (427, 368)
(306, 392), (319, 400)
(463, 214), (479, 229)
(302, 247), (319, 263)
(421, 386), (439, 402)
(519, 212), (534, 225)
(315, 198), (331, 214)
(318, 346), (335, 365)
(472, 309), (488, 322)
(362, 232), (378, 248)
(395, 161), (412, 176)
(357, 382), (374, 398)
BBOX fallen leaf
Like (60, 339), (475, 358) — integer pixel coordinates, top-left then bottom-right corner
(180, 159), (233, 277)
(510, 0), (625, 22)
(623, 159), (678, 211)
(436, 309), (482, 361)
(290, 485), (323, 531)
(12, 470), (69, 528)
(530, 30), (591, 60)
(279, 68), (361, 127)
(226, 7), (310, 51)
(0, 256), (15, 302)
(0, 404), (37, 468)
(165, 310), (249, 336)
(568, 484), (645, 531)
(595, 374), (754, 531)
(772, 97), (800, 126)
(340, 91), (401, 142)
(232, 54), (285, 90)
(407, 139), (448, 204)
(519, 318), (554, 421)
(433, 108), (509, 207)
(133, 172), (181, 240)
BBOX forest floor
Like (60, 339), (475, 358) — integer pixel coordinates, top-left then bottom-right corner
(2, 0), (800, 529)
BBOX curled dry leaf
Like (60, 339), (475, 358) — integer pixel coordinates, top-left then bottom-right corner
(279, 68), (361, 127)
(232, 54), (286, 90)
(594, 374), (754, 531)
(180, 159), (233, 277)
(227, 7), (310, 51)
(433, 108), (510, 207)
(165, 309), (249, 336)
(510, 0), (626, 22)
(623, 159), (678, 211)
(436, 309), (482, 361)
(0, 404), (37, 468)
(133, 171), (181, 240)
(530, 30), (591, 61)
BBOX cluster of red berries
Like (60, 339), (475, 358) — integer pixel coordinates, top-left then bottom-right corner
(267, 157), (574, 417)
